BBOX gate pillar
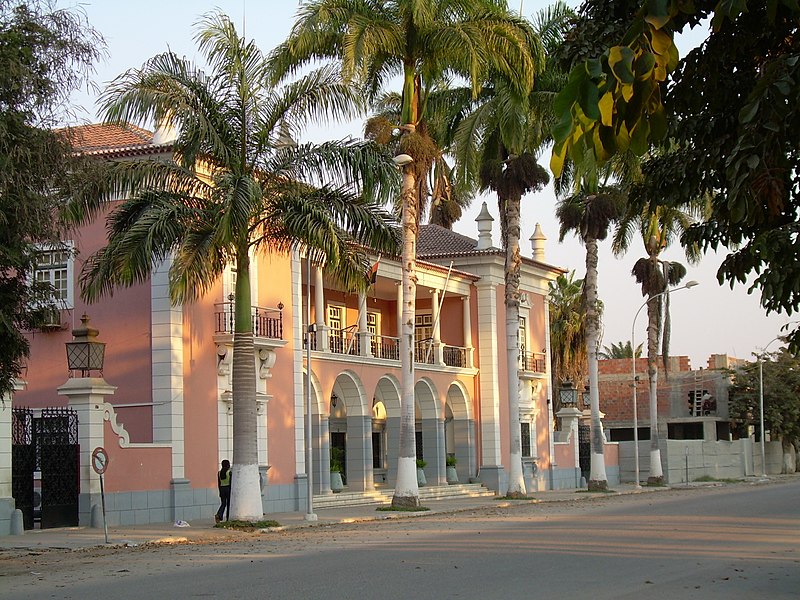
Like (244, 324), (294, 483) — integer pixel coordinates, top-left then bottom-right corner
(57, 377), (116, 526)
(1, 380), (25, 536)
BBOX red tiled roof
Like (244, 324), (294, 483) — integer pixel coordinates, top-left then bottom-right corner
(418, 224), (486, 256)
(59, 123), (154, 152)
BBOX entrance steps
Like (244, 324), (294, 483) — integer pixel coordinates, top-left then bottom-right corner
(312, 483), (495, 510)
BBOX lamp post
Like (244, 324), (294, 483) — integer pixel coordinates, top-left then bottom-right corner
(630, 280), (698, 489)
(305, 254), (317, 521)
(757, 335), (786, 478)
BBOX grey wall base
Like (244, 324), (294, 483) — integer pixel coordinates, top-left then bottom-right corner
(551, 467), (581, 490)
(262, 483), (299, 514)
(81, 485), (218, 527)
(477, 465), (506, 494)
(0, 497), (14, 536)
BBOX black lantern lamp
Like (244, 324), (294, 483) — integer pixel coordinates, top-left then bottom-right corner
(559, 380), (578, 408)
(66, 314), (105, 377)
(582, 385), (591, 408)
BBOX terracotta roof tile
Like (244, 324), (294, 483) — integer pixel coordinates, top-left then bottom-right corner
(59, 123), (154, 152)
(418, 224), (493, 256)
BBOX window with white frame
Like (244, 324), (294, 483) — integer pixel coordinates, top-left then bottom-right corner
(34, 244), (74, 308)
(415, 313), (432, 341)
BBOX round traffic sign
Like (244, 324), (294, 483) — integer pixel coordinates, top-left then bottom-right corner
(92, 446), (109, 475)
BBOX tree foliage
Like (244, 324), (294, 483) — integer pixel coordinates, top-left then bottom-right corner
(729, 348), (800, 449)
(598, 340), (641, 359)
(552, 0), (800, 350)
(0, 0), (103, 397)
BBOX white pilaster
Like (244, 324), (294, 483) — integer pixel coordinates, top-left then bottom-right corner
(476, 281), (502, 466)
(314, 266), (329, 352)
(292, 251), (307, 476)
(0, 380), (25, 501)
(462, 296), (474, 368)
(151, 257), (185, 479)
(57, 378), (117, 496)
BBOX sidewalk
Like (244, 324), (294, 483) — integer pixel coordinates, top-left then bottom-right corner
(0, 482), (714, 554)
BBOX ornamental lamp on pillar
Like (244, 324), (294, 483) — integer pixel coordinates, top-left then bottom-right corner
(66, 314), (106, 378)
(559, 380), (578, 408)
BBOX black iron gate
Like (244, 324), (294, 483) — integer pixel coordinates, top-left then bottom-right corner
(578, 423), (591, 483)
(12, 407), (80, 530)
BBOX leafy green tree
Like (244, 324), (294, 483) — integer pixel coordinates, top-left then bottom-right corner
(729, 348), (800, 471)
(552, 0), (800, 350)
(0, 0), (102, 398)
(269, 0), (537, 507)
(598, 341), (641, 359)
(72, 13), (399, 520)
(556, 184), (624, 490)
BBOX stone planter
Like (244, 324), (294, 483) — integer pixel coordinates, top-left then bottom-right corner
(330, 471), (344, 493)
(416, 468), (427, 487)
(446, 466), (459, 484)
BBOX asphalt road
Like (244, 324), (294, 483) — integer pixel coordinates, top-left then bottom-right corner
(2, 480), (798, 599)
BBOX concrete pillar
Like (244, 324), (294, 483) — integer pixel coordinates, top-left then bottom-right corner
(313, 415), (332, 495)
(421, 418), (445, 486)
(314, 266), (329, 352)
(345, 415), (373, 492)
(57, 377), (116, 526)
(385, 415), (400, 487)
(556, 407), (583, 472)
(358, 292), (372, 357)
(0, 380), (25, 536)
(462, 296), (474, 368)
(475, 281), (504, 491)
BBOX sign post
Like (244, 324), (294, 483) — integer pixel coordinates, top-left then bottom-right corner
(91, 447), (109, 544)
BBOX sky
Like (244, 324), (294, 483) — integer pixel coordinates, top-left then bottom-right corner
(58, 0), (793, 367)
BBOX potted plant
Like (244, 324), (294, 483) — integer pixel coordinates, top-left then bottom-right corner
(330, 447), (345, 493)
(446, 455), (459, 484)
(416, 458), (427, 487)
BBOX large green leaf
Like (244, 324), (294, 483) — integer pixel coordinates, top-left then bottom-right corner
(608, 46), (636, 84)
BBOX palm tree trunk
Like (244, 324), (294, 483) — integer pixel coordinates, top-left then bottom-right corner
(585, 236), (608, 490)
(646, 295), (664, 483)
(504, 192), (526, 497)
(392, 156), (420, 508)
(230, 250), (263, 520)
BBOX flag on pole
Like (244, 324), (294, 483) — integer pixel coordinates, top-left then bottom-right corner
(368, 257), (380, 285)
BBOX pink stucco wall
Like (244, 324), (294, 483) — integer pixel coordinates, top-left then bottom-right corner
(102, 419), (173, 492)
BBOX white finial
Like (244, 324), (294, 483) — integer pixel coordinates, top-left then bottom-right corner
(530, 222), (546, 260)
(475, 202), (494, 250)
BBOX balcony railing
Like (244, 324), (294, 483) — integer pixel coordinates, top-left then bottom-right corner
(372, 334), (399, 360)
(415, 338), (435, 364)
(519, 350), (546, 373)
(443, 344), (468, 368)
(215, 302), (283, 340)
(330, 326), (359, 356)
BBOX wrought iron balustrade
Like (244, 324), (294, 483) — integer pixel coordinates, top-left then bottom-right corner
(372, 334), (399, 360)
(215, 301), (283, 340)
(443, 345), (468, 368)
(519, 350), (546, 373)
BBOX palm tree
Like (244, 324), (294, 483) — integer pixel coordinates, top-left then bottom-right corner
(269, 0), (537, 507)
(449, 2), (573, 496)
(365, 88), (477, 229)
(612, 204), (701, 483)
(598, 341), (642, 359)
(71, 13), (399, 520)
(548, 271), (587, 416)
(556, 186), (624, 490)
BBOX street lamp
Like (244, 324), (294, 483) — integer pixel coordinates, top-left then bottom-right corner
(630, 280), (698, 488)
(757, 335), (786, 478)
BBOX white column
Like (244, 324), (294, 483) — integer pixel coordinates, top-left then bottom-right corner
(475, 281), (503, 491)
(314, 266), (329, 352)
(358, 292), (372, 357)
(151, 257), (185, 480)
(57, 377), (116, 525)
(431, 289), (444, 365)
(0, 380), (24, 506)
(462, 295), (473, 368)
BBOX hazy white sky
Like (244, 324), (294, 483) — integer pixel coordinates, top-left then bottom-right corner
(59, 0), (792, 367)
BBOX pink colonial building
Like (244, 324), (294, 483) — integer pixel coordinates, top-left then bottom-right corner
(1, 124), (607, 531)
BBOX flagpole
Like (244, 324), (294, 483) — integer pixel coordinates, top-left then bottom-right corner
(426, 261), (454, 363)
